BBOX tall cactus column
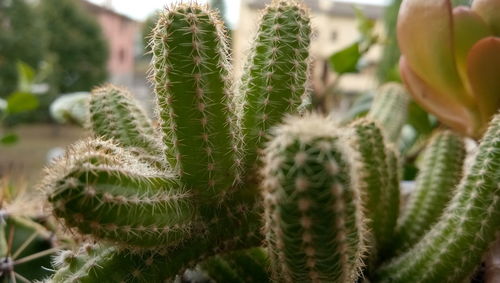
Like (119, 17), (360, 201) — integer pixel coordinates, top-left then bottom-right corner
(263, 115), (367, 282)
(347, 119), (400, 260)
(393, 131), (465, 253)
(151, 3), (241, 199)
(240, 0), (311, 169)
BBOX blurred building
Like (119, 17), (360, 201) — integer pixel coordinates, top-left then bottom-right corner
(81, 0), (141, 87)
(234, 0), (386, 92)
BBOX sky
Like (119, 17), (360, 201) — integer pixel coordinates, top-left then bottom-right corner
(87, 0), (388, 24)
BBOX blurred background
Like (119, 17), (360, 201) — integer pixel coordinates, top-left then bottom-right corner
(0, 0), (405, 187)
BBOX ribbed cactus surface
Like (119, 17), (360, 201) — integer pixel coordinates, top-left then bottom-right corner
(263, 115), (366, 282)
(394, 131), (465, 252)
(240, 0), (311, 169)
(376, 113), (500, 282)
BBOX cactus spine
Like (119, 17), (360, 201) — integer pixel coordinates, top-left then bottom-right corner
(240, 0), (311, 168)
(376, 113), (500, 282)
(394, 131), (465, 252)
(151, 3), (240, 198)
(88, 86), (166, 170)
(263, 115), (366, 282)
(347, 119), (399, 259)
(368, 83), (410, 143)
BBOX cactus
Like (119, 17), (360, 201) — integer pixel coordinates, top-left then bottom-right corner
(38, 0), (500, 282)
(42, 0), (311, 281)
(347, 119), (400, 261)
(375, 112), (500, 282)
(240, 0), (311, 169)
(367, 83), (410, 143)
(262, 115), (367, 282)
(393, 130), (466, 253)
(199, 248), (270, 283)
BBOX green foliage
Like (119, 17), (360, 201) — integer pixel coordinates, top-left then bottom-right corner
(329, 42), (361, 74)
(329, 7), (378, 75)
(39, 0), (108, 93)
(0, 0), (46, 98)
(6, 92), (38, 114)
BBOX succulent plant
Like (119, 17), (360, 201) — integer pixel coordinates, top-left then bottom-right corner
(398, 0), (500, 138)
(41, 1), (311, 281)
(264, 110), (500, 282)
(39, 0), (500, 282)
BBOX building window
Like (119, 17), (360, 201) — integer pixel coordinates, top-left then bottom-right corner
(118, 49), (126, 64)
(331, 30), (338, 41)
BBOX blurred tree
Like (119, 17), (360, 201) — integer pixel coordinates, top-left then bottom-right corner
(0, 0), (47, 98)
(39, 0), (108, 93)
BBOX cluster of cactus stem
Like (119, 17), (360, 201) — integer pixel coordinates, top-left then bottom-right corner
(39, 0), (500, 282)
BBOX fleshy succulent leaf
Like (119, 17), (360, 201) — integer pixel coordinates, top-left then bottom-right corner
(472, 0), (500, 36)
(466, 36), (500, 131)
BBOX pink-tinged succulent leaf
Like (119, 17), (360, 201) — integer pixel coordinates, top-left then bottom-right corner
(400, 57), (476, 137)
(466, 36), (500, 132)
(398, 0), (472, 106)
(472, 0), (500, 36)
(452, 7), (491, 92)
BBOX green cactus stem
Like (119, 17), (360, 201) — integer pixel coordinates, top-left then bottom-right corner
(151, 3), (241, 198)
(50, 204), (263, 282)
(375, 112), (500, 282)
(394, 130), (465, 253)
(347, 119), (399, 259)
(367, 83), (410, 143)
(89, 85), (166, 170)
(240, 0), (311, 169)
(200, 248), (270, 283)
(44, 138), (196, 250)
(263, 114), (366, 282)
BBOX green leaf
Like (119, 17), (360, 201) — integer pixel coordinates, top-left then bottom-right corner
(16, 61), (35, 93)
(354, 6), (375, 39)
(329, 42), (361, 74)
(0, 133), (18, 145)
(7, 92), (39, 114)
(407, 101), (435, 135)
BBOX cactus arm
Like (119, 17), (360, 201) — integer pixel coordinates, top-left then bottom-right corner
(394, 130), (465, 253)
(50, 245), (176, 283)
(367, 83), (410, 143)
(383, 146), (401, 256)
(201, 248), (270, 283)
(348, 119), (399, 259)
(51, 206), (263, 283)
(201, 256), (243, 283)
(151, 4), (241, 198)
(375, 113), (500, 283)
(43, 139), (195, 249)
(89, 85), (166, 170)
(263, 115), (366, 282)
(240, 0), (311, 169)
